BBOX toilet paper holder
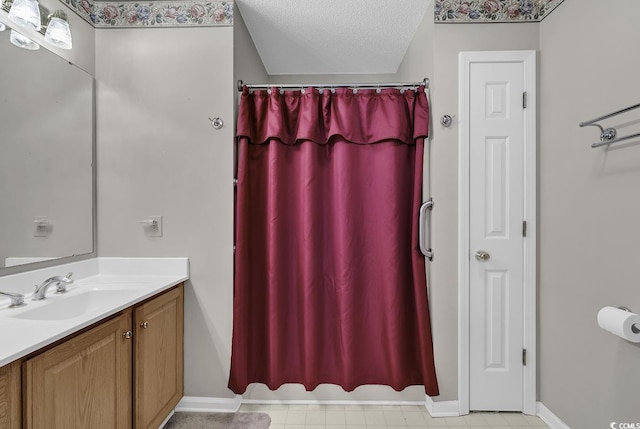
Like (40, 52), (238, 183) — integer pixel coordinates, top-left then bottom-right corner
(618, 306), (640, 334)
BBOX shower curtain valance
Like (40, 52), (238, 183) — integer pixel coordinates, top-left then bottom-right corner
(236, 86), (430, 146)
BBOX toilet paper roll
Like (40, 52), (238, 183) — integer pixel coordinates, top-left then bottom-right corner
(597, 306), (640, 343)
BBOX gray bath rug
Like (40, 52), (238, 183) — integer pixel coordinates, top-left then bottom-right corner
(163, 412), (271, 429)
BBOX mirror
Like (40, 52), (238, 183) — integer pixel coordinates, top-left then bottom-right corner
(0, 23), (93, 270)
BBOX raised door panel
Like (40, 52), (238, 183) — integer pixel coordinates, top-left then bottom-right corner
(0, 361), (21, 429)
(23, 312), (133, 429)
(134, 284), (184, 429)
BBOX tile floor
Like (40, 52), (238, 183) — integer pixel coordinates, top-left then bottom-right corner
(239, 404), (550, 429)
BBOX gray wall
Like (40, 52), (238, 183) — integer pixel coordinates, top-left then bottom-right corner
(73, 0), (640, 423)
(427, 0), (640, 422)
(95, 26), (236, 398)
(429, 22), (540, 401)
(538, 1), (640, 427)
(233, 5), (267, 88)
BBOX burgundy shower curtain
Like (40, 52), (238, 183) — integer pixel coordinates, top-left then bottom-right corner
(229, 85), (439, 396)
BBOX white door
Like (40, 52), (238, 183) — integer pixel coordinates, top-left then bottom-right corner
(468, 61), (525, 411)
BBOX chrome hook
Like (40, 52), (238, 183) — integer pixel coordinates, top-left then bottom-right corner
(209, 117), (224, 130)
(440, 114), (455, 127)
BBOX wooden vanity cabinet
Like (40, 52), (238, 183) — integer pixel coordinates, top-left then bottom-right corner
(20, 283), (184, 429)
(134, 285), (184, 429)
(23, 312), (133, 429)
(0, 361), (22, 429)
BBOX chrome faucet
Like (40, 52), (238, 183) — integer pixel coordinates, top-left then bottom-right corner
(0, 290), (25, 307)
(32, 272), (74, 301)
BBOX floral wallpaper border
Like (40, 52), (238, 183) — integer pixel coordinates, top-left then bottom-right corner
(435, 0), (564, 23)
(58, 0), (565, 28)
(62, 0), (233, 27)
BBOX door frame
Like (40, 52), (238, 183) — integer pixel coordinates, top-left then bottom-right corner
(457, 50), (537, 416)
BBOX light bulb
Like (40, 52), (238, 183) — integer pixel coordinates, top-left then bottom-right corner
(45, 16), (72, 49)
(8, 0), (42, 32)
(10, 29), (40, 50)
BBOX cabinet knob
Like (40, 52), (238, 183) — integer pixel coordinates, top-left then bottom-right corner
(140, 321), (149, 329)
(123, 330), (132, 339)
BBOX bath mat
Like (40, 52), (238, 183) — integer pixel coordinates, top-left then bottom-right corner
(163, 411), (271, 429)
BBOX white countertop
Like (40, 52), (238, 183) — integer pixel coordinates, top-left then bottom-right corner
(0, 257), (189, 367)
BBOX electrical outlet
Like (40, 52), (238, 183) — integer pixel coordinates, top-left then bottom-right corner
(148, 216), (163, 237)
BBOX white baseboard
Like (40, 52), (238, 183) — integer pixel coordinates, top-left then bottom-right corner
(425, 396), (460, 417)
(537, 402), (570, 429)
(175, 395), (243, 413)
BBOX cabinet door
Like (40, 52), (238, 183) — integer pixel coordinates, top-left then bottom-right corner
(0, 361), (21, 429)
(134, 285), (184, 429)
(24, 312), (133, 429)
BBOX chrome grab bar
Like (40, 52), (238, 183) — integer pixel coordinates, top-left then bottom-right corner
(419, 198), (434, 261)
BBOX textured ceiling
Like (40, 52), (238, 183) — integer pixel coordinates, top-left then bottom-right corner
(236, 0), (429, 75)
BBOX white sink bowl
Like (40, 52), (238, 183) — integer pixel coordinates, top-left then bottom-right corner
(12, 289), (137, 321)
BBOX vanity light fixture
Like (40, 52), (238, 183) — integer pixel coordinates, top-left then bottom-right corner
(0, 22), (6, 31)
(9, 28), (39, 50)
(2, 0), (73, 50)
(8, 0), (41, 32)
(44, 11), (71, 49)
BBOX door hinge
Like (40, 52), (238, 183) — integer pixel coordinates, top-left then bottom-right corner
(523, 92), (527, 109)
(522, 220), (527, 237)
(522, 349), (527, 366)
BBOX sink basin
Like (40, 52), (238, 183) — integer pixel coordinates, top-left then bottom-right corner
(11, 290), (135, 321)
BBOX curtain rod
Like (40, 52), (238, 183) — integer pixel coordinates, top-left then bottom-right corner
(237, 78), (429, 92)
